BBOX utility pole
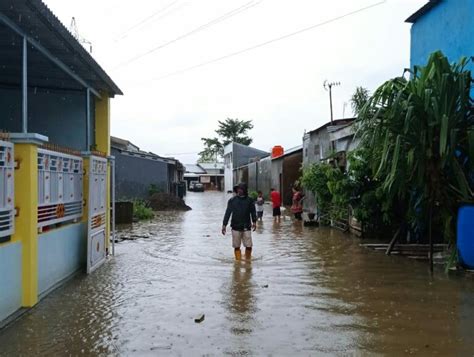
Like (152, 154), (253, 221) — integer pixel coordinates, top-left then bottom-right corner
(323, 80), (341, 123)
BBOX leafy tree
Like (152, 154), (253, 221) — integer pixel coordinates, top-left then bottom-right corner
(199, 118), (253, 162)
(347, 149), (391, 236)
(357, 51), (474, 245)
(351, 86), (370, 116)
(300, 163), (335, 223)
(198, 137), (223, 163)
(216, 118), (254, 146)
(326, 166), (353, 222)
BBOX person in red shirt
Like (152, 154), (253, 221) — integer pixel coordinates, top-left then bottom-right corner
(270, 188), (281, 223)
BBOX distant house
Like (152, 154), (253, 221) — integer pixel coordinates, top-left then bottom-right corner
(271, 146), (303, 206)
(407, 0), (474, 74)
(224, 142), (269, 192)
(302, 119), (355, 167)
(111, 136), (184, 199)
(198, 162), (225, 191)
(246, 156), (272, 197)
(184, 162), (224, 191)
(302, 119), (355, 213)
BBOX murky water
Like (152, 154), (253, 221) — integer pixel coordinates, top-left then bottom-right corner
(1, 192), (474, 356)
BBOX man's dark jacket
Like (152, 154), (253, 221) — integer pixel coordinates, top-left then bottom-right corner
(223, 195), (257, 231)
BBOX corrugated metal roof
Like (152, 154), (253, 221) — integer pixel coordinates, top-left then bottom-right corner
(405, 0), (441, 23)
(308, 118), (355, 135)
(272, 145), (302, 160)
(111, 136), (140, 151)
(111, 136), (184, 168)
(199, 162), (224, 170)
(0, 0), (122, 96)
(185, 164), (206, 174)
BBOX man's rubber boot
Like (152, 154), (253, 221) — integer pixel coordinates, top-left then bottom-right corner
(234, 249), (242, 260)
(245, 248), (252, 260)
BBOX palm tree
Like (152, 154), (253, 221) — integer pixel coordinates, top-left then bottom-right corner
(357, 51), (474, 270)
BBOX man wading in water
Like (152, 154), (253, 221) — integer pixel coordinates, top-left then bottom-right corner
(222, 183), (257, 260)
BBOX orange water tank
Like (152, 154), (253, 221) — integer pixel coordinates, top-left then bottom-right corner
(271, 146), (284, 158)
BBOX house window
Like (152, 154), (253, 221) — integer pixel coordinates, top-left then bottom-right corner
(305, 148), (308, 157)
(314, 145), (320, 156)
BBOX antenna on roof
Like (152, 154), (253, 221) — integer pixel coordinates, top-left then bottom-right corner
(69, 17), (93, 53)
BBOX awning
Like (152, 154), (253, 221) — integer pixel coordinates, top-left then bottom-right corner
(0, 0), (122, 97)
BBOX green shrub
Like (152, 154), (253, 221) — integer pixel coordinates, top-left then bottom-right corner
(133, 200), (154, 220)
(248, 191), (259, 201)
(300, 163), (333, 216)
(148, 184), (163, 197)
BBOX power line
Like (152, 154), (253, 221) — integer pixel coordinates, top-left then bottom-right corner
(116, 0), (263, 68)
(115, 0), (181, 41)
(151, 0), (387, 81)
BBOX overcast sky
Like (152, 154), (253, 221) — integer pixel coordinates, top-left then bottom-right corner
(44, 0), (426, 163)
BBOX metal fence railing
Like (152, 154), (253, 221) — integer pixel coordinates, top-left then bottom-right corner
(37, 148), (83, 229)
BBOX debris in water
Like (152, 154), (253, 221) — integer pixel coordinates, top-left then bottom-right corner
(262, 284), (269, 288)
(194, 314), (205, 323)
(148, 193), (192, 211)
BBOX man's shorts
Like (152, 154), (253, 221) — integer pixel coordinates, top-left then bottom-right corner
(232, 230), (253, 248)
(273, 207), (281, 217)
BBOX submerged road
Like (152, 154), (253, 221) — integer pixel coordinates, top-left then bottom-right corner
(0, 192), (474, 356)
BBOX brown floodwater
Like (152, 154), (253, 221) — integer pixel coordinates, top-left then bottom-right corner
(1, 192), (474, 356)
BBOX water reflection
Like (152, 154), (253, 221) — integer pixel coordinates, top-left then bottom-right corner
(228, 262), (255, 318)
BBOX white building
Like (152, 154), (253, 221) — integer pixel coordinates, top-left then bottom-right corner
(223, 142), (269, 193)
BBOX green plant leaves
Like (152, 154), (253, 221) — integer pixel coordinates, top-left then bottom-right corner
(355, 50), (474, 243)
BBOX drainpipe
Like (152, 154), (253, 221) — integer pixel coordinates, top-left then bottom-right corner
(22, 37), (28, 133)
(86, 88), (91, 150)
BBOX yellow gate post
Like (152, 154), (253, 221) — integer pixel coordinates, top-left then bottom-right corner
(94, 95), (111, 249)
(13, 143), (39, 307)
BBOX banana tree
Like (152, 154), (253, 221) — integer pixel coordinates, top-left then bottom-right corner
(357, 51), (474, 270)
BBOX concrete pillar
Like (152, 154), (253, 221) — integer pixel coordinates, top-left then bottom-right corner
(13, 143), (38, 307)
(94, 95), (111, 247)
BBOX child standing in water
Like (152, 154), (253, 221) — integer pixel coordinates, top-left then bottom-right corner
(255, 191), (265, 222)
(222, 183), (257, 260)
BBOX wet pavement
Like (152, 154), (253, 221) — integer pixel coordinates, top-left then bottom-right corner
(1, 192), (474, 356)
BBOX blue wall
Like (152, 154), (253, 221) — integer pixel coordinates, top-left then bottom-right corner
(0, 86), (94, 151)
(0, 242), (22, 322)
(38, 223), (86, 296)
(410, 0), (474, 72)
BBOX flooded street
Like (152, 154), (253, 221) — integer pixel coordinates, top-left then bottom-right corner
(1, 192), (474, 356)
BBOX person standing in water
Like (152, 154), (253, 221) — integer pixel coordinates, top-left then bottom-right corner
(255, 191), (265, 222)
(291, 186), (305, 221)
(270, 188), (282, 223)
(222, 183), (257, 260)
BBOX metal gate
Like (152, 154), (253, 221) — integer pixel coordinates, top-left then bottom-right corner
(0, 140), (14, 241)
(37, 148), (83, 230)
(86, 155), (108, 274)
